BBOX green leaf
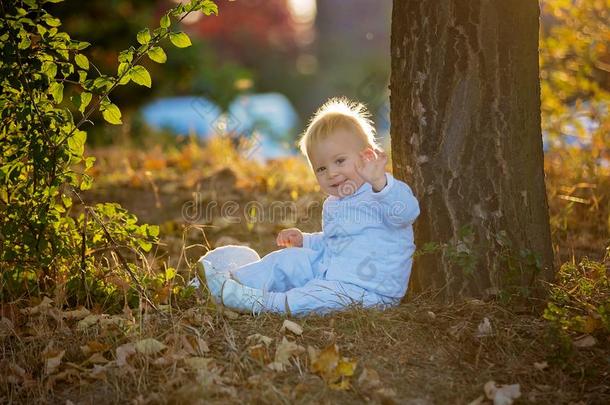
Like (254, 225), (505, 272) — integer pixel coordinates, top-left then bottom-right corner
(18, 34), (31, 50)
(49, 82), (64, 103)
(78, 92), (92, 113)
(137, 239), (153, 252)
(147, 46), (167, 63)
(165, 267), (176, 281)
(160, 14), (171, 28)
(129, 65), (151, 87)
(118, 50), (134, 63)
(36, 24), (47, 36)
(169, 32), (191, 48)
(117, 62), (131, 85)
(74, 54), (89, 70)
(201, 0), (218, 15)
(41, 61), (57, 79)
(43, 15), (61, 27)
(73, 40), (91, 51)
(148, 224), (159, 237)
(67, 129), (86, 156)
(137, 28), (151, 45)
(102, 103), (122, 125)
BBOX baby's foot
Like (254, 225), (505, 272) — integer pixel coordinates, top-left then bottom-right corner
(196, 258), (230, 302)
(220, 278), (265, 315)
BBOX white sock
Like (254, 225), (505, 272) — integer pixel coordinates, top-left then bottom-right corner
(220, 278), (265, 315)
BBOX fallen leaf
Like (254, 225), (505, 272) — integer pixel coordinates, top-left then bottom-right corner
(573, 335), (596, 348)
(247, 333), (273, 347)
(62, 307), (91, 320)
(183, 357), (213, 370)
(184, 335), (209, 355)
(275, 337), (305, 365)
(310, 343), (357, 389)
(484, 381), (521, 405)
(533, 361), (548, 371)
(307, 345), (320, 364)
(281, 319), (303, 336)
(116, 343), (136, 367)
(475, 317), (493, 338)
(77, 314), (101, 330)
(134, 338), (167, 356)
(357, 367), (382, 393)
(248, 344), (269, 363)
(43, 349), (65, 375)
(84, 352), (108, 365)
(21, 296), (53, 316)
(81, 340), (111, 356)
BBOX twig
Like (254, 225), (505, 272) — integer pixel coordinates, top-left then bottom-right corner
(80, 207), (91, 306)
(85, 206), (165, 317)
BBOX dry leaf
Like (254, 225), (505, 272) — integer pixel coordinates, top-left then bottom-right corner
(43, 349), (65, 375)
(281, 319), (303, 336)
(475, 317), (493, 337)
(247, 344), (269, 363)
(357, 367), (382, 393)
(116, 343), (136, 367)
(84, 352), (108, 365)
(134, 338), (167, 356)
(267, 362), (286, 372)
(81, 340), (111, 356)
(247, 333), (273, 347)
(21, 296), (54, 316)
(484, 381), (521, 405)
(77, 314), (101, 330)
(275, 337), (305, 365)
(573, 335), (596, 348)
(533, 361), (548, 371)
(184, 335), (209, 355)
(310, 343), (357, 389)
(183, 357), (213, 370)
(62, 307), (91, 320)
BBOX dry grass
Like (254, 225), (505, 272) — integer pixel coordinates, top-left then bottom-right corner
(2, 136), (609, 403)
(1, 295), (608, 404)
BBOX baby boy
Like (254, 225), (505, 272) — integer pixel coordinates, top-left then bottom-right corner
(200, 97), (420, 316)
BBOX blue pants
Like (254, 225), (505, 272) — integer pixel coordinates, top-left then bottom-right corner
(226, 246), (396, 316)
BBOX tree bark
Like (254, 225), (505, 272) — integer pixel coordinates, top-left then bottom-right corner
(390, 0), (554, 301)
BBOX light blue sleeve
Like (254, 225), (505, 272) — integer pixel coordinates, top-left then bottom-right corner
(301, 198), (328, 251)
(302, 232), (324, 250)
(371, 173), (420, 227)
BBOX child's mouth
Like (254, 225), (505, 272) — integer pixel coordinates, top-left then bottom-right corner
(331, 180), (346, 188)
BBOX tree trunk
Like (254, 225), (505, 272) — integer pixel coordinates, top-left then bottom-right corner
(390, 0), (554, 301)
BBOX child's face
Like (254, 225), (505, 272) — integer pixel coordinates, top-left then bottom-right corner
(309, 129), (367, 198)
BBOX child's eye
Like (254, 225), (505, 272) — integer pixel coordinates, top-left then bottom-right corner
(316, 167), (326, 173)
(336, 158), (345, 165)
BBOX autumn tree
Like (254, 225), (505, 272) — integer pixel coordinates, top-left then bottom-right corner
(390, 1), (554, 301)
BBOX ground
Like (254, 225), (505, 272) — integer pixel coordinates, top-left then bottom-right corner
(1, 138), (608, 404)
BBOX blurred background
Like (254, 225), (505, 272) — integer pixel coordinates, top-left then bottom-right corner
(51, 0), (393, 156)
(50, 0), (608, 263)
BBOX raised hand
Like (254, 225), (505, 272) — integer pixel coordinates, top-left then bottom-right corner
(276, 228), (304, 248)
(355, 147), (388, 192)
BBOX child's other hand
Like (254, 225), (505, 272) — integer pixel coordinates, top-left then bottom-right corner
(355, 147), (388, 192)
(276, 228), (303, 248)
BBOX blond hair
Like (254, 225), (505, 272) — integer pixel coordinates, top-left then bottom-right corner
(298, 97), (380, 166)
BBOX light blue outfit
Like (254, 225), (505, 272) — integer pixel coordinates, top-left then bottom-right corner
(200, 172), (420, 316)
